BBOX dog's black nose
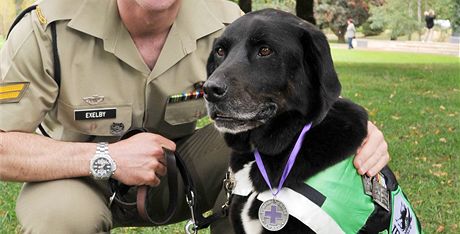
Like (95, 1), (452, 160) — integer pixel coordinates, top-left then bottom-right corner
(203, 80), (228, 102)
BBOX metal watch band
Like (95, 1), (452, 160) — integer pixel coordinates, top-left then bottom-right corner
(90, 142), (116, 180)
(96, 142), (109, 155)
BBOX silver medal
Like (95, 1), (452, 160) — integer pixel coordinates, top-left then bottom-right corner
(258, 199), (289, 231)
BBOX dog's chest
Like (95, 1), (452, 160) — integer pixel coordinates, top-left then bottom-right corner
(230, 157), (377, 234)
(230, 161), (344, 234)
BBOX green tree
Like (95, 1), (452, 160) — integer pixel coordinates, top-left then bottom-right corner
(365, 4), (386, 36)
(358, 0), (385, 36)
(315, 0), (370, 42)
(369, 0), (419, 40)
(368, 0), (460, 40)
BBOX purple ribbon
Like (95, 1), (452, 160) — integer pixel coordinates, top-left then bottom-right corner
(254, 123), (312, 197)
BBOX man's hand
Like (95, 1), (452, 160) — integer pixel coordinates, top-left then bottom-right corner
(109, 133), (176, 187)
(354, 121), (390, 176)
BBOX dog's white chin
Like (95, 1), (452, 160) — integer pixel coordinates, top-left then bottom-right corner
(213, 120), (264, 134)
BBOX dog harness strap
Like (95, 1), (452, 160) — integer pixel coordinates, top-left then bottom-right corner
(232, 161), (326, 207)
(257, 188), (344, 234)
(231, 162), (255, 196)
(235, 157), (379, 233)
(305, 157), (375, 233)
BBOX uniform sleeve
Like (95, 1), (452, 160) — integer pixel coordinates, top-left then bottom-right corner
(0, 11), (58, 133)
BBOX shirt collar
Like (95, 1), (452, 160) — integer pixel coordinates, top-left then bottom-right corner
(64, 0), (225, 76)
(150, 0), (225, 78)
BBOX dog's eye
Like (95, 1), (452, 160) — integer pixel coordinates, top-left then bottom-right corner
(258, 47), (272, 57)
(216, 47), (226, 57)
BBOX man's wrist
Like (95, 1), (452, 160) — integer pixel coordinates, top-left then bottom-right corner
(89, 142), (117, 180)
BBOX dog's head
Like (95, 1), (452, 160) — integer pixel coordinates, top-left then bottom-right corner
(204, 9), (340, 134)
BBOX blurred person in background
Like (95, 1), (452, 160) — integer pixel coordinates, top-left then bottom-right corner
(424, 9), (436, 42)
(346, 18), (356, 49)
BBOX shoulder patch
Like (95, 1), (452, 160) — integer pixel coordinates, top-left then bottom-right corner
(35, 6), (47, 25)
(390, 187), (421, 234)
(0, 82), (30, 103)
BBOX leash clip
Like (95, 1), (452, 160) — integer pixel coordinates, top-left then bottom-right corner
(221, 170), (235, 213)
(108, 192), (117, 207)
(185, 219), (198, 234)
(185, 190), (198, 234)
(223, 170), (235, 192)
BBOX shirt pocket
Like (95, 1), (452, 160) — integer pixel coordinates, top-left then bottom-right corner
(57, 100), (132, 136)
(164, 98), (207, 125)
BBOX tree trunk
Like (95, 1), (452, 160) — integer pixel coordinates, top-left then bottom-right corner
(332, 25), (347, 43)
(453, 0), (460, 36)
(417, 0), (421, 22)
(296, 0), (316, 25)
(408, 0), (413, 40)
(417, 0), (422, 40)
(337, 34), (345, 43)
(239, 0), (252, 13)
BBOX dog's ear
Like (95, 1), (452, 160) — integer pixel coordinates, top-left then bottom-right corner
(299, 22), (341, 124)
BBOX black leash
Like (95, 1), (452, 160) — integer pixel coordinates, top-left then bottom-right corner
(110, 129), (232, 233)
(108, 128), (178, 225)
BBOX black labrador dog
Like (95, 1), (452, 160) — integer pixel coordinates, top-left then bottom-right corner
(204, 9), (421, 234)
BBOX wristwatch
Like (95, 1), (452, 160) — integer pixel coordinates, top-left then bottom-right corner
(89, 142), (117, 180)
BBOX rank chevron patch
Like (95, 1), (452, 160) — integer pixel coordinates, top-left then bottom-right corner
(0, 82), (30, 103)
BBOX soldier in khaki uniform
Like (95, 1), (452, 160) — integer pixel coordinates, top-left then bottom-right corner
(0, 0), (390, 233)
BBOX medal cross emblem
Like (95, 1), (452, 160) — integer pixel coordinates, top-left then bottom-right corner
(265, 205), (282, 224)
(258, 199), (289, 231)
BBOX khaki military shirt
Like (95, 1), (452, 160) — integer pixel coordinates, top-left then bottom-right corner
(0, 0), (242, 142)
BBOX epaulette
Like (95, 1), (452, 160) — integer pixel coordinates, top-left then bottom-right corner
(35, 6), (47, 25)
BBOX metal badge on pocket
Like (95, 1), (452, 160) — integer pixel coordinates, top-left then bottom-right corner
(110, 122), (125, 136)
(82, 95), (105, 105)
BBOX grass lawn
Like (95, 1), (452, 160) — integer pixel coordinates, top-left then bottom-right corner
(1, 47), (459, 233)
(332, 49), (459, 233)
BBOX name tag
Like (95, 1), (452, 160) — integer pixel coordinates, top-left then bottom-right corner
(74, 108), (116, 120)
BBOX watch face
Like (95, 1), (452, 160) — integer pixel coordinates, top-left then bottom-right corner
(92, 157), (113, 178)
